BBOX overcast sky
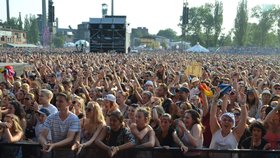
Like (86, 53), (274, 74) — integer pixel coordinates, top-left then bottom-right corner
(0, 0), (279, 35)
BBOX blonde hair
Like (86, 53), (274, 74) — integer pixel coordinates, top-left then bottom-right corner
(21, 83), (30, 93)
(40, 89), (53, 100)
(5, 114), (23, 133)
(73, 96), (85, 114)
(137, 107), (151, 123)
(87, 101), (106, 125)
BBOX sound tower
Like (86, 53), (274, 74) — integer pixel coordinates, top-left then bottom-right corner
(89, 16), (128, 53)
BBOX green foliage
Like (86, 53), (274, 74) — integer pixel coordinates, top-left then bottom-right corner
(181, 2), (223, 47)
(234, 0), (248, 46)
(52, 34), (65, 48)
(213, 1), (223, 47)
(157, 28), (177, 40)
(250, 5), (279, 47)
(27, 15), (39, 44)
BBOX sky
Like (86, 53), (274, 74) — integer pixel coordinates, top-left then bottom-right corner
(0, 0), (279, 35)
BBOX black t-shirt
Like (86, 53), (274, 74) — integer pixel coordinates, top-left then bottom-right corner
(162, 98), (172, 114)
(241, 137), (268, 149)
(155, 127), (175, 146)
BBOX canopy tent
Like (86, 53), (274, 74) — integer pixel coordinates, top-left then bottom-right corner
(75, 40), (89, 47)
(187, 42), (209, 53)
(6, 43), (38, 48)
(63, 42), (76, 48)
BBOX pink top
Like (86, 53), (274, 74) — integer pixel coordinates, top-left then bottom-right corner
(264, 131), (280, 149)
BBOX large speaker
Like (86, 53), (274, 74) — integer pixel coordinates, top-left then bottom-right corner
(89, 16), (129, 53)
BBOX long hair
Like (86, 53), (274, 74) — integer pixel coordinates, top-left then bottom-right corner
(87, 101), (106, 125)
(185, 109), (205, 132)
(5, 114), (23, 133)
(9, 101), (26, 120)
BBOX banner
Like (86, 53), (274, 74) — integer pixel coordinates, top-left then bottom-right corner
(184, 62), (203, 77)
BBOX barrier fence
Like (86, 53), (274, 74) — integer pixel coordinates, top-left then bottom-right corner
(0, 142), (279, 158)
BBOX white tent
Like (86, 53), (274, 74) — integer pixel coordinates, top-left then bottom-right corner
(75, 40), (89, 47)
(63, 42), (76, 48)
(187, 42), (209, 53)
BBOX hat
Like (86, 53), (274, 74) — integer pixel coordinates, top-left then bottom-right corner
(179, 87), (190, 93)
(273, 83), (280, 87)
(220, 112), (236, 127)
(191, 77), (199, 83)
(145, 80), (154, 87)
(36, 108), (50, 116)
(104, 94), (116, 103)
(262, 90), (271, 95)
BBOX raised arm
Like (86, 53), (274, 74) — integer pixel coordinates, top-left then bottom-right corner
(209, 91), (221, 134)
(233, 92), (248, 142)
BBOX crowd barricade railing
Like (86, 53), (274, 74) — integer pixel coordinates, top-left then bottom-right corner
(0, 142), (279, 158)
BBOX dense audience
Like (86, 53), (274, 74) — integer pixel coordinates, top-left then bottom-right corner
(0, 49), (279, 158)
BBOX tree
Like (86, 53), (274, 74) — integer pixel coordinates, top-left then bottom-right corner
(213, 0), (223, 47)
(27, 15), (39, 44)
(24, 15), (31, 32)
(5, 17), (18, 28)
(18, 13), (23, 30)
(52, 33), (65, 48)
(251, 5), (278, 47)
(234, 0), (248, 46)
(157, 28), (177, 40)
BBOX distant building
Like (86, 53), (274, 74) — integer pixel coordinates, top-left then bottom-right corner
(56, 28), (76, 43)
(131, 27), (149, 46)
(76, 22), (90, 42)
(0, 26), (27, 46)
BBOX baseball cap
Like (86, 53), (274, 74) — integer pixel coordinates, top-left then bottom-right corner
(104, 94), (116, 103)
(36, 108), (50, 116)
(220, 112), (236, 127)
(191, 77), (199, 83)
(145, 80), (154, 87)
(262, 89), (271, 95)
(179, 87), (190, 93)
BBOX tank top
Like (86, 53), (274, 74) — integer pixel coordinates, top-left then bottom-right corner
(264, 131), (280, 150)
(181, 124), (203, 148)
(209, 129), (238, 149)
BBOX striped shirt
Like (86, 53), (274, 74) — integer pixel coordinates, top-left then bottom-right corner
(43, 112), (80, 143)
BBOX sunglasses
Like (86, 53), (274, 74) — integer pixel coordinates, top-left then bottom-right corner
(275, 88), (280, 90)
(234, 113), (240, 116)
(24, 98), (30, 100)
(72, 101), (77, 104)
(85, 107), (92, 112)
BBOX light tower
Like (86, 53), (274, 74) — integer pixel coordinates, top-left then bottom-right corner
(6, 0), (10, 21)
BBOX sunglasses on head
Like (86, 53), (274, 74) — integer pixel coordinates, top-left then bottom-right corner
(234, 112), (240, 116)
(85, 107), (92, 112)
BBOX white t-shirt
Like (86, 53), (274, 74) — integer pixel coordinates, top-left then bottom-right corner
(40, 104), (58, 115)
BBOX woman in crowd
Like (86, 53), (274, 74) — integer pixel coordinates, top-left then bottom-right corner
(23, 93), (37, 140)
(177, 109), (204, 149)
(209, 91), (248, 157)
(71, 95), (85, 119)
(72, 101), (106, 156)
(116, 91), (129, 119)
(7, 101), (27, 131)
(0, 114), (24, 158)
(155, 113), (188, 153)
(95, 111), (136, 158)
(103, 94), (119, 125)
(131, 107), (155, 158)
(124, 103), (139, 129)
(263, 103), (280, 150)
(246, 88), (261, 119)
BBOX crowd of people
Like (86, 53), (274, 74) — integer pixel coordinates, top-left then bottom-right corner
(0, 49), (279, 158)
